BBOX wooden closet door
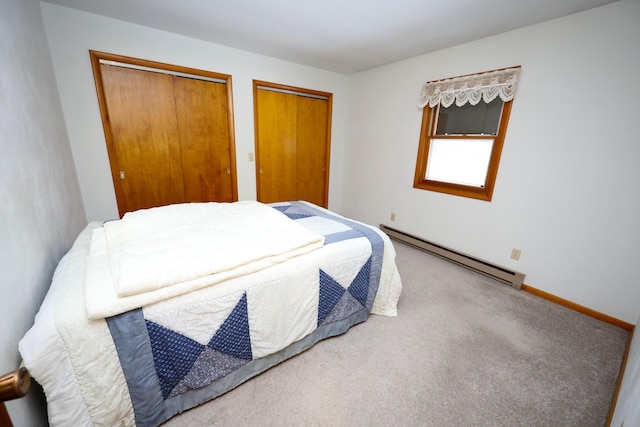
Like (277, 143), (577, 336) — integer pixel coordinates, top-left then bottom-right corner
(173, 76), (234, 202)
(100, 64), (186, 215)
(255, 84), (331, 207)
(255, 89), (298, 203)
(296, 96), (328, 207)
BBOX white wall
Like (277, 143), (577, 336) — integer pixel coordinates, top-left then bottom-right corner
(343, 0), (640, 323)
(40, 3), (348, 222)
(0, 0), (87, 425)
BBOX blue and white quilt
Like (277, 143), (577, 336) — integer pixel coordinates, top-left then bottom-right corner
(19, 201), (402, 427)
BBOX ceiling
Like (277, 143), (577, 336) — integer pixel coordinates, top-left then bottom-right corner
(41, 0), (618, 74)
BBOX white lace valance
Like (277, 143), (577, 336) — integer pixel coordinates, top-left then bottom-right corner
(418, 67), (520, 108)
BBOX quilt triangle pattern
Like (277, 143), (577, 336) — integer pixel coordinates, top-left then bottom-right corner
(146, 292), (253, 400)
(271, 204), (314, 220)
(321, 291), (363, 326)
(208, 292), (253, 360)
(318, 270), (346, 326)
(318, 256), (372, 327)
(145, 320), (206, 399)
(348, 257), (371, 307)
(168, 347), (250, 398)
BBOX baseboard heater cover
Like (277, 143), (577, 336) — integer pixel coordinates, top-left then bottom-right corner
(380, 224), (525, 289)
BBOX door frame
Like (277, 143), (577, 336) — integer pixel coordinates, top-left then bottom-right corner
(252, 80), (333, 207)
(89, 50), (238, 216)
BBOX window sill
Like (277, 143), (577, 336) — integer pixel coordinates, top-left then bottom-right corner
(413, 179), (493, 201)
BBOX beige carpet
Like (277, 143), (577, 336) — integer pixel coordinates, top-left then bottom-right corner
(163, 241), (629, 426)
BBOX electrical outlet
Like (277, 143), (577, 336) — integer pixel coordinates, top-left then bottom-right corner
(511, 248), (521, 260)
(390, 213), (396, 221)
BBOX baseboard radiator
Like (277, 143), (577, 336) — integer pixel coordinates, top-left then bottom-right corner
(380, 224), (525, 289)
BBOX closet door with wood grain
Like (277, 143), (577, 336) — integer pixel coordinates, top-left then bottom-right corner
(255, 88), (298, 204)
(296, 95), (329, 206)
(100, 64), (186, 214)
(254, 82), (332, 207)
(173, 76), (235, 203)
(91, 51), (238, 217)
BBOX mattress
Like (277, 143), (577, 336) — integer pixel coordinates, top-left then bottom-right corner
(19, 201), (402, 426)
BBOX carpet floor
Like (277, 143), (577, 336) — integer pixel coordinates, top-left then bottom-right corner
(163, 241), (629, 426)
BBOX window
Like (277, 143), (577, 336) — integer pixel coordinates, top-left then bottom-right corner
(414, 67), (520, 201)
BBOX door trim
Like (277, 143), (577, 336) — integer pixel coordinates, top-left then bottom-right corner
(255, 85), (330, 100)
(97, 59), (228, 84)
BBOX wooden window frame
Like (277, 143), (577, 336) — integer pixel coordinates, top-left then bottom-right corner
(413, 99), (514, 202)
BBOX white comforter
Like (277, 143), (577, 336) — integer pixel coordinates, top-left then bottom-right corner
(86, 201), (324, 319)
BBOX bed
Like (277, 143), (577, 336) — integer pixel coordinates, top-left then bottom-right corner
(18, 200), (402, 427)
